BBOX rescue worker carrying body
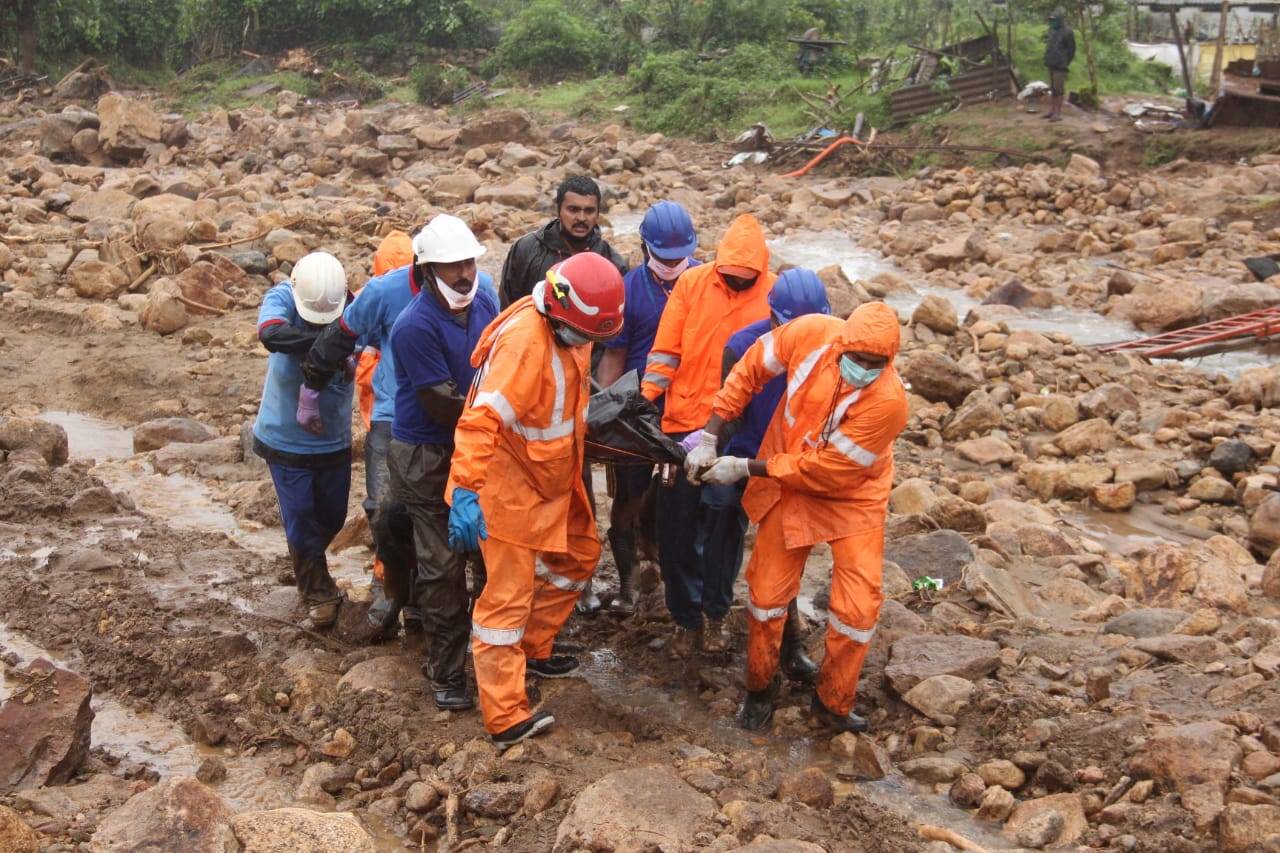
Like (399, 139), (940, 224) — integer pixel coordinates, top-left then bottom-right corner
(595, 201), (700, 613)
(711, 268), (833, 684)
(386, 215), (498, 711)
(498, 175), (628, 309)
(299, 220), (493, 638)
(253, 251), (356, 629)
(685, 301), (908, 733)
(446, 252), (626, 750)
(640, 213), (776, 657)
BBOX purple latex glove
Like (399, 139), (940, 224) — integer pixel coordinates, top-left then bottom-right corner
(296, 387), (323, 435)
(679, 429), (708, 454)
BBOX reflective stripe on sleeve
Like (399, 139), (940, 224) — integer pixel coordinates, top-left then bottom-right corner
(784, 344), (831, 427)
(642, 372), (672, 388)
(759, 332), (784, 376)
(648, 352), (680, 369)
(473, 390), (517, 427)
(746, 600), (788, 622)
(472, 621), (525, 645)
(534, 558), (588, 592)
(828, 430), (878, 466)
(828, 612), (876, 644)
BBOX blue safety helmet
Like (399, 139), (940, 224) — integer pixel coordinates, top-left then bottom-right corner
(769, 268), (831, 323)
(639, 201), (698, 260)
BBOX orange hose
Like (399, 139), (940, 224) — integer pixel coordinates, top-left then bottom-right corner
(783, 128), (878, 178)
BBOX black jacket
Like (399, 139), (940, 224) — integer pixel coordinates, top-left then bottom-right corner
(1044, 25), (1075, 71)
(498, 220), (628, 309)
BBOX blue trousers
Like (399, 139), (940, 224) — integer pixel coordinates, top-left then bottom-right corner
(656, 471), (748, 630)
(269, 461), (349, 605)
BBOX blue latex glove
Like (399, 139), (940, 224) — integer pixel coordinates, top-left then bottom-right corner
(448, 488), (488, 552)
(296, 387), (323, 435)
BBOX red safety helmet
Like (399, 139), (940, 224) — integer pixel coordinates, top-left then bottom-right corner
(539, 253), (625, 342)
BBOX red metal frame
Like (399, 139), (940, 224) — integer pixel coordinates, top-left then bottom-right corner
(1096, 306), (1280, 358)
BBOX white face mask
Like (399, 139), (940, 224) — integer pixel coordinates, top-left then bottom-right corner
(647, 255), (690, 283)
(436, 275), (476, 310)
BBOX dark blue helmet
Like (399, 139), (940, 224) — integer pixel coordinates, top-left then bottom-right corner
(639, 201), (698, 259)
(769, 268), (831, 323)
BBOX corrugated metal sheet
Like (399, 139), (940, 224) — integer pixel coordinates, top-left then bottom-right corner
(889, 65), (1015, 121)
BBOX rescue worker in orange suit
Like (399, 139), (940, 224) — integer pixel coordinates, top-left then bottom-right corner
(356, 230), (412, 617)
(446, 252), (626, 750)
(640, 213), (776, 657)
(685, 301), (908, 733)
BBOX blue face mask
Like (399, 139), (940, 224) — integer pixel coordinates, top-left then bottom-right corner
(840, 354), (883, 388)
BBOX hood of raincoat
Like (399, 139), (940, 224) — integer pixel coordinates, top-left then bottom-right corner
(713, 214), (770, 288)
(373, 230), (413, 276)
(837, 301), (901, 361)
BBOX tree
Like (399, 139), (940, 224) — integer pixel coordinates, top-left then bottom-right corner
(1021, 0), (1123, 101)
(2, 0), (39, 70)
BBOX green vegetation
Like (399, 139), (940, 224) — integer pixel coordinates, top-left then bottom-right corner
(2, 0), (1183, 141)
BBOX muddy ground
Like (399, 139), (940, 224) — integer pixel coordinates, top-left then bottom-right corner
(2, 77), (1280, 852)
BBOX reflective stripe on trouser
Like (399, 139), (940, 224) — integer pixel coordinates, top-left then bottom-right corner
(744, 505), (884, 714)
(471, 486), (601, 734)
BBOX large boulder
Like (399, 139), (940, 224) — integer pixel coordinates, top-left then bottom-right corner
(90, 776), (234, 852)
(885, 530), (973, 587)
(1077, 382), (1140, 422)
(554, 766), (715, 852)
(139, 278), (189, 335)
(474, 181), (540, 208)
(230, 807), (375, 852)
(1228, 365), (1280, 409)
(132, 417), (215, 453)
(0, 417), (69, 465)
(68, 259), (130, 299)
(0, 806), (38, 853)
(884, 635), (1000, 695)
(1112, 279), (1203, 332)
(0, 659), (93, 793)
(942, 389), (1002, 440)
(1054, 418), (1118, 456)
(457, 109), (534, 147)
(40, 107), (99, 159)
(1203, 282), (1280, 321)
(1220, 803), (1280, 852)
(902, 351), (980, 406)
(911, 294), (959, 334)
(430, 170), (483, 203)
(67, 188), (136, 222)
(96, 92), (163, 161)
(1129, 721), (1241, 829)
(1250, 493), (1280, 558)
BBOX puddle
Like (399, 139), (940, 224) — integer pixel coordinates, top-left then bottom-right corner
(40, 410), (135, 462)
(0, 624), (291, 811)
(1063, 504), (1197, 556)
(769, 231), (895, 283)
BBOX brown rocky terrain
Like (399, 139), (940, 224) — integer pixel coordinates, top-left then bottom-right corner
(2, 79), (1280, 852)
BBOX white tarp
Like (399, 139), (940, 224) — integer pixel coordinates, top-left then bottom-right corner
(1127, 41), (1199, 73)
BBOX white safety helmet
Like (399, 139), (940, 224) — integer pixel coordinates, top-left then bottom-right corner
(291, 251), (348, 325)
(412, 214), (487, 265)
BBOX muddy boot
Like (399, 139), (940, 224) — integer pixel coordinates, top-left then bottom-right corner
(307, 597), (342, 629)
(736, 684), (776, 731)
(780, 601), (818, 683)
(810, 694), (868, 733)
(606, 528), (637, 615)
(702, 617), (730, 653)
(668, 624), (702, 659)
(575, 584), (602, 617)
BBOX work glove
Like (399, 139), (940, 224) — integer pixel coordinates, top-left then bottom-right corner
(296, 387), (324, 436)
(700, 456), (751, 486)
(682, 430), (717, 481)
(447, 488), (488, 552)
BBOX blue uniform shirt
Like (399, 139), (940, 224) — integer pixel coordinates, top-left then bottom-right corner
(389, 281), (499, 445)
(341, 265), (493, 424)
(254, 283), (355, 456)
(724, 318), (783, 459)
(602, 260), (702, 375)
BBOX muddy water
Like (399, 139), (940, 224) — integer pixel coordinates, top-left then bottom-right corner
(0, 624), (293, 811)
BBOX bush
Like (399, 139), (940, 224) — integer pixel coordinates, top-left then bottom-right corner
(495, 0), (605, 82)
(411, 64), (471, 106)
(628, 45), (788, 139)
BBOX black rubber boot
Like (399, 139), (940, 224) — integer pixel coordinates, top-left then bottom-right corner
(780, 600), (818, 684)
(736, 688), (775, 731)
(811, 694), (869, 733)
(606, 528), (637, 614)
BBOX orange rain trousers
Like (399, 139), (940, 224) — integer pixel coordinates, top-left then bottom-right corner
(471, 484), (600, 734)
(745, 505), (884, 715)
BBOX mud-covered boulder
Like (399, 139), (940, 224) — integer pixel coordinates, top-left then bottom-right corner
(0, 417), (69, 466)
(230, 808), (374, 852)
(1113, 279), (1203, 332)
(132, 417), (215, 453)
(1129, 721), (1241, 829)
(884, 635), (1000, 695)
(457, 109), (534, 147)
(140, 278), (189, 335)
(0, 660), (92, 793)
(555, 766), (715, 852)
(96, 92), (162, 161)
(91, 776), (234, 852)
(902, 351), (980, 406)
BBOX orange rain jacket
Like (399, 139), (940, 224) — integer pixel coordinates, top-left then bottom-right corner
(356, 230), (415, 427)
(711, 302), (908, 549)
(447, 296), (592, 552)
(641, 214), (777, 433)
